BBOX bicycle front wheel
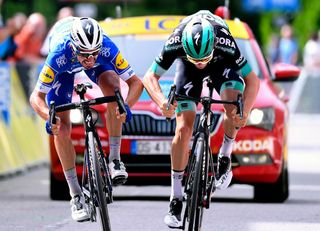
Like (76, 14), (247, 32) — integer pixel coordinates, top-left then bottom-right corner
(88, 131), (111, 231)
(187, 136), (205, 231)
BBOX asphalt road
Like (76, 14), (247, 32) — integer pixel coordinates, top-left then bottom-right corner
(0, 114), (319, 231)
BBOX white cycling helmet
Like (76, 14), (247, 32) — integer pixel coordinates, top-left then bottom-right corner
(71, 17), (103, 51)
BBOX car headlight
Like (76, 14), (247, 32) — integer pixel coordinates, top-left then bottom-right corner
(70, 109), (83, 125)
(70, 109), (104, 127)
(246, 107), (275, 131)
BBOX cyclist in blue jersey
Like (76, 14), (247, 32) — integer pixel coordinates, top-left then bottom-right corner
(143, 10), (260, 228)
(30, 17), (143, 222)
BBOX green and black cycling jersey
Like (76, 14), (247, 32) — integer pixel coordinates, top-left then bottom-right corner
(149, 10), (252, 99)
(151, 10), (250, 78)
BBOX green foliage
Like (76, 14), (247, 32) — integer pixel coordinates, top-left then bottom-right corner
(293, 0), (320, 53)
(3, 0), (320, 64)
(257, 0), (320, 63)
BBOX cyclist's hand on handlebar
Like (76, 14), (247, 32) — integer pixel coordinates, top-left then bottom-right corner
(231, 108), (248, 128)
(161, 99), (177, 118)
(46, 117), (61, 135)
(116, 103), (132, 123)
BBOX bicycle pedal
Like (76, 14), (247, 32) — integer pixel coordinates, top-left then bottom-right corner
(78, 218), (90, 223)
(112, 176), (127, 186)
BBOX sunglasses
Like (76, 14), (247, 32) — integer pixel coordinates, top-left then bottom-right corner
(76, 50), (100, 58)
(187, 51), (213, 65)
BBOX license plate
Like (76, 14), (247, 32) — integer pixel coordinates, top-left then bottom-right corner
(132, 140), (171, 155)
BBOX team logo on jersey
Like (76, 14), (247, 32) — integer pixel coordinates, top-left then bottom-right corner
(165, 35), (181, 46)
(56, 54), (67, 68)
(101, 47), (111, 57)
(216, 37), (236, 49)
(40, 66), (55, 84)
(115, 52), (129, 70)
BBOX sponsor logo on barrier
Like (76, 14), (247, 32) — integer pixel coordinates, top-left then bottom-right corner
(40, 66), (55, 84)
(0, 63), (10, 125)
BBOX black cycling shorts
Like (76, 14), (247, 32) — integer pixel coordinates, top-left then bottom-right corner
(174, 58), (244, 99)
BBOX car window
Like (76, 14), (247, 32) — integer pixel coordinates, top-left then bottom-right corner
(235, 39), (262, 79)
(111, 35), (177, 77)
(111, 35), (261, 79)
(289, 73), (320, 113)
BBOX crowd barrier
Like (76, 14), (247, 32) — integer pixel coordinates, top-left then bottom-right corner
(0, 62), (48, 176)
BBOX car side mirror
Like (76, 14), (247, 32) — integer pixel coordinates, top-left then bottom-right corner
(272, 63), (300, 82)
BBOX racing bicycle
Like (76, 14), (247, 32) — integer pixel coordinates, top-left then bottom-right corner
(49, 82), (127, 231)
(167, 79), (243, 231)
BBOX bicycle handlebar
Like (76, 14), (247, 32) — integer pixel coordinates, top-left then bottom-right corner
(166, 84), (244, 120)
(49, 83), (127, 125)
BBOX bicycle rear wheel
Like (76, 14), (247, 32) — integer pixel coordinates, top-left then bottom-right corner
(88, 131), (111, 231)
(186, 136), (205, 231)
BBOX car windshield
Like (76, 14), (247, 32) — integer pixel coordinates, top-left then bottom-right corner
(111, 35), (261, 79)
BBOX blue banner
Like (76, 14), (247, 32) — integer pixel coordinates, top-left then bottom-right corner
(0, 62), (10, 125)
(242, 0), (300, 12)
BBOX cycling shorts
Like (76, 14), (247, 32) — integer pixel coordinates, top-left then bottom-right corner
(174, 58), (244, 101)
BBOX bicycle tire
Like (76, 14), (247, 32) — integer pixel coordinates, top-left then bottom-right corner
(188, 136), (205, 231)
(88, 131), (111, 231)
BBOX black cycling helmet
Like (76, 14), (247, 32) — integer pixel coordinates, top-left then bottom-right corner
(182, 17), (215, 61)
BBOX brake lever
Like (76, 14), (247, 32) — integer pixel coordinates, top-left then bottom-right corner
(49, 101), (56, 125)
(237, 93), (244, 119)
(235, 93), (243, 130)
(166, 85), (176, 122)
(114, 89), (126, 115)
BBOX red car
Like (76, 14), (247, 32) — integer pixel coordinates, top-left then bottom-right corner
(50, 16), (300, 202)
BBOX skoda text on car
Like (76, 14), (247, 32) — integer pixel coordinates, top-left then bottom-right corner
(49, 15), (300, 202)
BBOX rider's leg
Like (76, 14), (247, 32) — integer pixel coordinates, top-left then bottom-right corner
(171, 109), (196, 200)
(45, 72), (83, 198)
(164, 109), (196, 228)
(97, 70), (128, 182)
(45, 72), (89, 221)
(98, 70), (122, 160)
(219, 88), (242, 157)
(216, 78), (244, 188)
(54, 111), (82, 196)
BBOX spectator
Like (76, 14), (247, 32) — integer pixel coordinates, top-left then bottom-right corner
(41, 7), (74, 56)
(303, 31), (320, 73)
(278, 24), (298, 65)
(267, 33), (280, 65)
(0, 13), (26, 60)
(12, 12), (47, 63)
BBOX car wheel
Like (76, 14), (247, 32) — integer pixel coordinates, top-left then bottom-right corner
(253, 161), (289, 203)
(50, 171), (70, 201)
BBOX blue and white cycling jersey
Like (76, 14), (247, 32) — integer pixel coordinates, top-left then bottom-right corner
(35, 17), (135, 105)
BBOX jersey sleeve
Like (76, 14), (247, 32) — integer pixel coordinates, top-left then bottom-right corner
(215, 26), (252, 77)
(34, 51), (65, 93)
(100, 36), (135, 81)
(150, 24), (186, 77)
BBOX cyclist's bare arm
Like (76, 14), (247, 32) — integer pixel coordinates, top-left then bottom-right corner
(29, 90), (61, 135)
(232, 70), (260, 128)
(124, 74), (144, 107)
(30, 90), (50, 121)
(143, 71), (177, 118)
